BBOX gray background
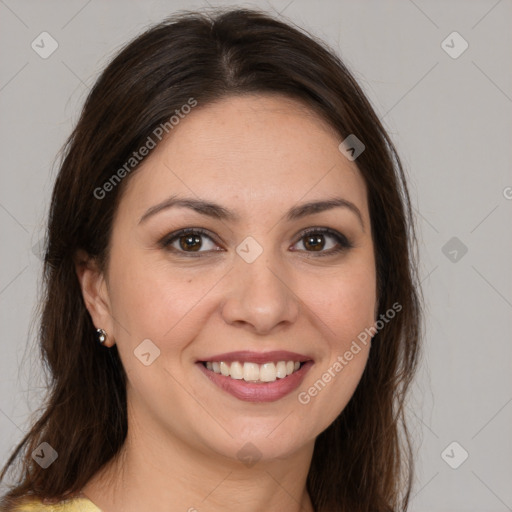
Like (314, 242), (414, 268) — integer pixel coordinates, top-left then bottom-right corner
(1, 1), (511, 510)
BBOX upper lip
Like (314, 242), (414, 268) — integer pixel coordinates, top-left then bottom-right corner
(198, 350), (313, 364)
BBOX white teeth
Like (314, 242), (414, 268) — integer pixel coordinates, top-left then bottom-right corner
(220, 361), (230, 377)
(243, 362), (260, 381)
(230, 361), (243, 379)
(259, 363), (276, 382)
(204, 360), (303, 382)
(276, 361), (287, 378)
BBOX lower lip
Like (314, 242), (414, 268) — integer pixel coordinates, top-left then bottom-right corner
(197, 361), (314, 403)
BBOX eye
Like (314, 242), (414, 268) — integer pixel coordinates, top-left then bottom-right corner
(160, 228), (222, 257)
(160, 227), (353, 258)
(291, 227), (353, 256)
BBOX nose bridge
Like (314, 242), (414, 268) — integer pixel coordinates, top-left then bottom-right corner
(221, 239), (299, 332)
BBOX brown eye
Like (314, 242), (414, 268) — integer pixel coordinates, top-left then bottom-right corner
(179, 233), (203, 252)
(161, 228), (222, 256)
(292, 228), (353, 256)
(160, 227), (352, 258)
(303, 233), (326, 251)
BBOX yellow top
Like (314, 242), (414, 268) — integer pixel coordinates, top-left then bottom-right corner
(12, 496), (102, 512)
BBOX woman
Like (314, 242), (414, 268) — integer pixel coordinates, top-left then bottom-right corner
(0, 7), (422, 512)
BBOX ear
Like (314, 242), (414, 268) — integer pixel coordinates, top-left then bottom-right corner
(74, 249), (116, 347)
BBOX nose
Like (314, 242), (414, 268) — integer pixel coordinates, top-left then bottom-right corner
(220, 250), (300, 335)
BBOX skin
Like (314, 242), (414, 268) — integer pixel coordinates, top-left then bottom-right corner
(76, 94), (377, 512)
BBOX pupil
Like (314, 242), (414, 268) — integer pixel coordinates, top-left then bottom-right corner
(177, 233), (326, 252)
(180, 234), (202, 251)
(305, 234), (324, 251)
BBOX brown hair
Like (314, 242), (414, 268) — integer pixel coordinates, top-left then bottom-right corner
(1, 8), (422, 512)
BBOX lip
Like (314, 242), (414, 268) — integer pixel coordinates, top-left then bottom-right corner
(197, 350), (312, 364)
(196, 353), (314, 403)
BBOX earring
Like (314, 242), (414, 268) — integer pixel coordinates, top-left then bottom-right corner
(96, 328), (107, 344)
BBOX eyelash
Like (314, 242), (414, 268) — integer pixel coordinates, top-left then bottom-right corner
(159, 227), (353, 258)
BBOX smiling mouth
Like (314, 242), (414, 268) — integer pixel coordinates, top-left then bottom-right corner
(201, 360), (304, 383)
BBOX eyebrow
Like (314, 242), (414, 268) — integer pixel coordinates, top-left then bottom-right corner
(139, 195), (365, 230)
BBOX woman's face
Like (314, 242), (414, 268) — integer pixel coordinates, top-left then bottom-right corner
(82, 94), (377, 464)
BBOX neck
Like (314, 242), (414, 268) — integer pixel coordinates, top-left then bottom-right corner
(81, 417), (316, 512)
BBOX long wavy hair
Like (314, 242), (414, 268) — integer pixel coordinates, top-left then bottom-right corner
(0, 8), (422, 512)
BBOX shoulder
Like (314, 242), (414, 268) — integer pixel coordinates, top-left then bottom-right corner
(10, 496), (102, 512)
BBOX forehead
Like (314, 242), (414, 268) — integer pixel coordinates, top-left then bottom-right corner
(118, 94), (369, 223)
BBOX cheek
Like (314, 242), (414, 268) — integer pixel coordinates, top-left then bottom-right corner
(303, 261), (377, 345)
(110, 259), (166, 329)
(335, 275), (376, 337)
(295, 266), (375, 427)
(106, 248), (169, 340)
(107, 249), (218, 347)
